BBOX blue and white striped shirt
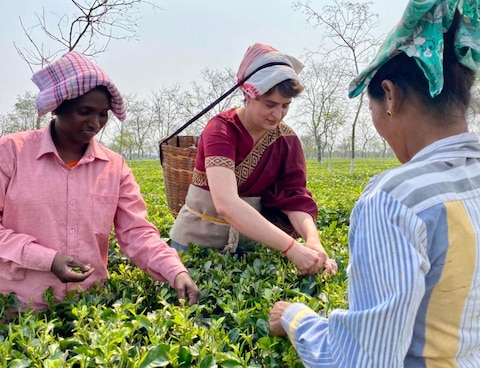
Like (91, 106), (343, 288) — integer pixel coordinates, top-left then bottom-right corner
(281, 132), (480, 367)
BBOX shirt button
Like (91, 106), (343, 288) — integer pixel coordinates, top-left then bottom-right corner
(69, 229), (75, 234)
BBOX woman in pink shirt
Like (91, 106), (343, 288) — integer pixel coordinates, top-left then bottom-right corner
(0, 51), (199, 310)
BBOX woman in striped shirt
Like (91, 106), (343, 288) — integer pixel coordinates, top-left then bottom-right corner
(269, 1), (480, 366)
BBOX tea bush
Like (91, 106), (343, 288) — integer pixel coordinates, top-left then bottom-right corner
(0, 158), (399, 367)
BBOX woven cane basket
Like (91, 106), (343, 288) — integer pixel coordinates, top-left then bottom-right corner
(159, 135), (197, 218)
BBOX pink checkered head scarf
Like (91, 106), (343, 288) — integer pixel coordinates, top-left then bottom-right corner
(236, 43), (304, 98)
(32, 51), (127, 121)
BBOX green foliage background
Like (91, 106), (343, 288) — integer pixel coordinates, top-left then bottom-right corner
(0, 159), (399, 367)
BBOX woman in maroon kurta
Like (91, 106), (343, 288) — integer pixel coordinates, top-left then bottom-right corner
(170, 43), (337, 276)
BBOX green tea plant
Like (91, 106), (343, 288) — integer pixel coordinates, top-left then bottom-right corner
(0, 158), (399, 367)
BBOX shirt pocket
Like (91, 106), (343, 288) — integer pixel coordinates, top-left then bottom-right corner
(93, 195), (118, 236)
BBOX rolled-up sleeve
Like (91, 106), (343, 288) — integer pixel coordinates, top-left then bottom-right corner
(281, 303), (333, 367)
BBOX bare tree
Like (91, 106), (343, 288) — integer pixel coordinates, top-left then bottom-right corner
(357, 116), (378, 158)
(296, 57), (347, 163)
(100, 67), (247, 158)
(294, 0), (381, 173)
(120, 95), (157, 158)
(185, 67), (243, 135)
(151, 85), (191, 140)
(101, 94), (143, 158)
(109, 129), (136, 159)
(15, 0), (158, 71)
(379, 137), (391, 159)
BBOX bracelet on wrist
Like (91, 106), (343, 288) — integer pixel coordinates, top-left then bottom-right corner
(282, 238), (295, 255)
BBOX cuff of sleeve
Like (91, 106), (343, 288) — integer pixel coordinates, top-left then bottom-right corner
(23, 243), (57, 271)
(167, 267), (190, 287)
(281, 303), (318, 340)
(148, 260), (189, 287)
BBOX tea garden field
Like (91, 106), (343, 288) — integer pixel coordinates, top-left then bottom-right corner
(0, 158), (399, 368)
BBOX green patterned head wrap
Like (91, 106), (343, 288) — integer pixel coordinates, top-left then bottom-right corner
(348, 0), (480, 99)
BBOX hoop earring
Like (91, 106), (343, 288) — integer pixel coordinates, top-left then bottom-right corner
(387, 110), (392, 117)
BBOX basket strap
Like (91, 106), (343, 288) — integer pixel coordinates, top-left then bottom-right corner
(160, 61), (291, 146)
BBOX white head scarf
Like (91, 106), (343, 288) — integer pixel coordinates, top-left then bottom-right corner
(237, 43), (304, 98)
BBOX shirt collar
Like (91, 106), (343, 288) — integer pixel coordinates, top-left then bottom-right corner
(410, 131), (480, 162)
(36, 120), (110, 163)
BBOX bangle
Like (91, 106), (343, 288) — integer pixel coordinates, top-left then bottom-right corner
(282, 238), (295, 254)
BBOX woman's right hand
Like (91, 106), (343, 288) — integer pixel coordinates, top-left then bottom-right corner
(51, 253), (94, 283)
(285, 241), (324, 275)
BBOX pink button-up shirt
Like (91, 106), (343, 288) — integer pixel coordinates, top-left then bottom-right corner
(0, 123), (187, 310)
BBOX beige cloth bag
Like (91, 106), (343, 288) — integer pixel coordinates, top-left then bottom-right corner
(170, 185), (261, 253)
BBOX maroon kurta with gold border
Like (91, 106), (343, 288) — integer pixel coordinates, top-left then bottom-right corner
(192, 108), (317, 220)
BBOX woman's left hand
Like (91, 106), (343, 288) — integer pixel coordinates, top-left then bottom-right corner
(305, 240), (338, 275)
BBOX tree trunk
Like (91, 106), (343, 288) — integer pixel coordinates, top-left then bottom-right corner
(316, 141), (323, 163)
(36, 116), (42, 129)
(350, 93), (364, 175)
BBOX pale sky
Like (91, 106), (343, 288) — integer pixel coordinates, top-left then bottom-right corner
(0, 0), (409, 117)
